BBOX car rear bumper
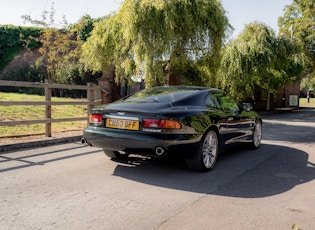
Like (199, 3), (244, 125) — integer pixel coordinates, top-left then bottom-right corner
(83, 127), (202, 156)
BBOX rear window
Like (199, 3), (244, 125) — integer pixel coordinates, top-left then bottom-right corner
(124, 87), (199, 103)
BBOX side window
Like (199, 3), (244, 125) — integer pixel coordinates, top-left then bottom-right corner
(205, 93), (220, 109)
(215, 92), (239, 112)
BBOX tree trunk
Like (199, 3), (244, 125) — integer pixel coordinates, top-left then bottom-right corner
(266, 91), (270, 111)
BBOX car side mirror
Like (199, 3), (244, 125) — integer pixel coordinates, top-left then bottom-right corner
(242, 103), (253, 111)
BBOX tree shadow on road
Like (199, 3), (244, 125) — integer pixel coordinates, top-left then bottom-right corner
(262, 108), (315, 143)
(112, 143), (315, 198)
(0, 144), (100, 173)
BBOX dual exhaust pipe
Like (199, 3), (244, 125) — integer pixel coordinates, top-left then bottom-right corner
(81, 137), (89, 145)
(81, 137), (166, 156)
(155, 146), (166, 156)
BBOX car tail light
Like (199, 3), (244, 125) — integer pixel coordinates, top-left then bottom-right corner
(142, 119), (181, 129)
(90, 114), (102, 124)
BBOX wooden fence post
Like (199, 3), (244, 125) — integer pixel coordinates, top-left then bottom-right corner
(45, 79), (52, 137)
(0, 80), (93, 138)
(87, 83), (93, 119)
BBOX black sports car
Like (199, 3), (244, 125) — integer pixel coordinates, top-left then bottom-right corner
(82, 86), (262, 172)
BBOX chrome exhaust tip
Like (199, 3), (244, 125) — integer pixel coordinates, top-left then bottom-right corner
(81, 137), (88, 145)
(155, 147), (166, 156)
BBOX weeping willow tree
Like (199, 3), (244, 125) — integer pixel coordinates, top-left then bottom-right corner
(278, 0), (315, 95)
(81, 0), (230, 87)
(279, 0), (315, 84)
(219, 23), (305, 109)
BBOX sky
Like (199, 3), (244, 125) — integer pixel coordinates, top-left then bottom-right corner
(0, 0), (292, 38)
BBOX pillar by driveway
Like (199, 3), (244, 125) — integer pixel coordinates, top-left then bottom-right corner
(97, 76), (112, 104)
(97, 67), (121, 104)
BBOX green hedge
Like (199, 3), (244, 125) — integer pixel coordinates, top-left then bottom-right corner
(0, 25), (42, 71)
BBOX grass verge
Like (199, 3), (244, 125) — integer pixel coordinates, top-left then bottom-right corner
(0, 92), (88, 137)
(299, 98), (315, 107)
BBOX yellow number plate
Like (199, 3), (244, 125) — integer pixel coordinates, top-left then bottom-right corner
(105, 118), (139, 130)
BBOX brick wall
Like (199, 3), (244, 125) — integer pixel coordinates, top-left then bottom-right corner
(97, 66), (121, 104)
(254, 80), (301, 110)
(0, 49), (41, 77)
(274, 80), (301, 108)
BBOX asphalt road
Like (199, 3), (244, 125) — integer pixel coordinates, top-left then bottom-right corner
(1, 108), (315, 230)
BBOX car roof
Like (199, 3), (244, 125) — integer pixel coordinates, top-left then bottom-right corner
(149, 86), (220, 91)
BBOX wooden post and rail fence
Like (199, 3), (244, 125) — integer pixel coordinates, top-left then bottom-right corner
(0, 80), (102, 137)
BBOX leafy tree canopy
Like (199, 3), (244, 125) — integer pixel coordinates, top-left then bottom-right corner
(69, 15), (99, 42)
(81, 0), (230, 87)
(21, 3), (98, 85)
(279, 0), (315, 79)
(301, 76), (315, 91)
(219, 22), (305, 102)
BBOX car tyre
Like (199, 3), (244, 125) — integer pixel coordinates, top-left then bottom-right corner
(185, 130), (218, 172)
(250, 120), (262, 149)
(103, 149), (128, 159)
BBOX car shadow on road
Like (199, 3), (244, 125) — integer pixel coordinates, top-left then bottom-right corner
(112, 143), (315, 198)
